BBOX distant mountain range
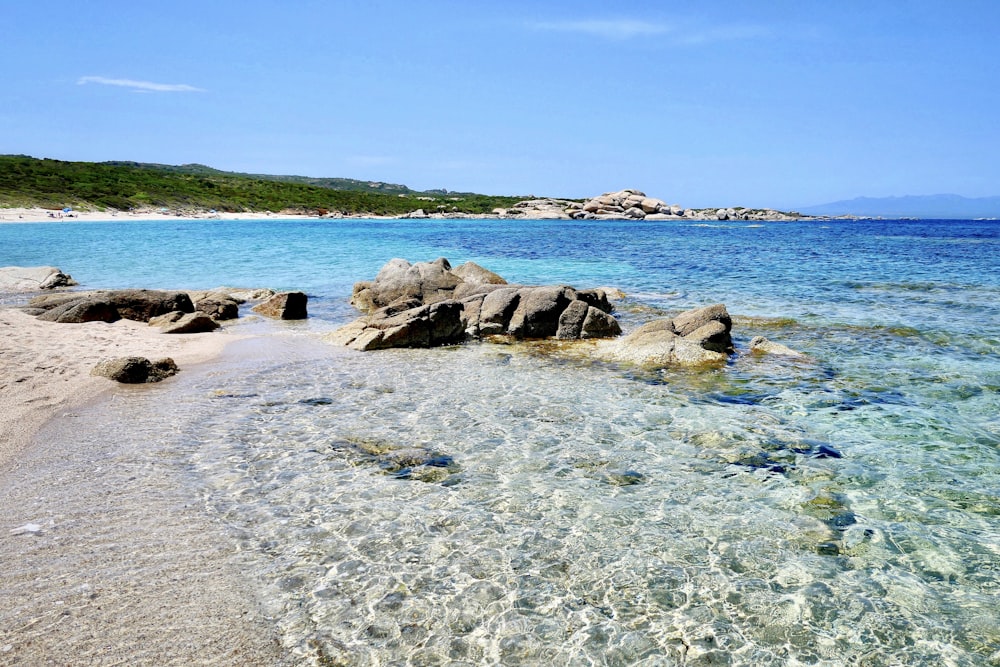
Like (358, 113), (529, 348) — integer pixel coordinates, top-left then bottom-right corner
(799, 194), (1000, 219)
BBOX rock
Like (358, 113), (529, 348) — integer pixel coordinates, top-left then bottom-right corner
(333, 259), (623, 350)
(328, 299), (466, 351)
(749, 336), (807, 358)
(91, 356), (179, 383)
(352, 258), (461, 312)
(0, 266), (77, 291)
(507, 286), (575, 339)
(403, 208), (429, 219)
(155, 312), (220, 334)
(36, 298), (121, 323)
(478, 287), (522, 336)
(581, 306), (622, 339)
(451, 261), (507, 287)
(595, 304), (734, 367)
(640, 198), (665, 214)
(105, 290), (195, 322)
(555, 299), (589, 339)
(32, 289), (195, 323)
(671, 303), (732, 338)
(624, 207), (646, 219)
(252, 291), (308, 319)
(195, 296), (240, 320)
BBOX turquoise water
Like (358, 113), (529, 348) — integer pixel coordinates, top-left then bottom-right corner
(3, 218), (1000, 665)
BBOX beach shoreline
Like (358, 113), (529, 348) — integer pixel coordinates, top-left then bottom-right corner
(0, 304), (293, 665)
(0, 306), (239, 472)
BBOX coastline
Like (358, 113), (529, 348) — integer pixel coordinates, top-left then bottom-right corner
(0, 205), (833, 224)
(0, 307), (238, 470)
(0, 305), (291, 665)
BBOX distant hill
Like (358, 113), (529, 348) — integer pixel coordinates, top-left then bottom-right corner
(103, 161), (420, 194)
(799, 194), (1000, 219)
(0, 155), (521, 215)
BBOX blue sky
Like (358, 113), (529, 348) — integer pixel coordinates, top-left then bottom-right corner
(3, 1), (998, 208)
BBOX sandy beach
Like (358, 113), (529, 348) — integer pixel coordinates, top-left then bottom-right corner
(0, 305), (289, 665)
(0, 206), (325, 224)
(0, 307), (234, 467)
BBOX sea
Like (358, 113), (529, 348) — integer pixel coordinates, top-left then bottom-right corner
(2, 217), (999, 665)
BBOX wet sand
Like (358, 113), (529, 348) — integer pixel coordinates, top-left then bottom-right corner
(0, 307), (289, 665)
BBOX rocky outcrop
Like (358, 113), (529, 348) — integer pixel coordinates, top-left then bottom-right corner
(474, 189), (804, 222)
(331, 258), (622, 350)
(0, 266), (77, 291)
(30, 290), (194, 324)
(327, 299), (466, 351)
(91, 357), (179, 383)
(351, 258), (464, 311)
(149, 311), (221, 334)
(251, 291), (308, 319)
(595, 304), (734, 367)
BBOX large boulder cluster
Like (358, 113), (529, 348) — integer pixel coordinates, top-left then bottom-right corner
(483, 190), (802, 222)
(329, 258), (622, 351)
(576, 189), (684, 220)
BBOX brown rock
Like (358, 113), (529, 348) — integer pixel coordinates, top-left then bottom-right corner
(252, 291), (308, 319)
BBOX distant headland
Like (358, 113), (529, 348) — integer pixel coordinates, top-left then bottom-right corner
(0, 155), (808, 222)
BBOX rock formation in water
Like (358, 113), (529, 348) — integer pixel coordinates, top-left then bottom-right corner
(593, 303), (734, 366)
(466, 189), (802, 222)
(329, 258), (624, 351)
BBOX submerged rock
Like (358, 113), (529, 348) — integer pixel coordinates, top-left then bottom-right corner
(594, 304), (734, 367)
(749, 336), (808, 358)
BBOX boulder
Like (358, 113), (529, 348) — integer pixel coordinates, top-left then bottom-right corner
(595, 304), (734, 367)
(36, 298), (121, 323)
(105, 290), (195, 322)
(749, 336), (807, 358)
(0, 266), (77, 291)
(195, 296), (240, 320)
(151, 311), (221, 334)
(32, 289), (194, 323)
(251, 291), (308, 319)
(507, 286), (575, 339)
(91, 356), (178, 384)
(451, 261), (507, 288)
(328, 299), (466, 351)
(351, 258), (461, 312)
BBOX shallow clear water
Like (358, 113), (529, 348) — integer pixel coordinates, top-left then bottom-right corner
(3, 218), (999, 664)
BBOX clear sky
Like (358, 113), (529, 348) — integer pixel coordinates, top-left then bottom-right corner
(3, 1), (998, 208)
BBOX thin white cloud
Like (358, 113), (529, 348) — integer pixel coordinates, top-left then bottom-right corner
(530, 18), (671, 40)
(77, 76), (205, 93)
(529, 18), (770, 43)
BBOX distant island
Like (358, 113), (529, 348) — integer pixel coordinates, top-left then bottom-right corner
(799, 194), (1000, 219)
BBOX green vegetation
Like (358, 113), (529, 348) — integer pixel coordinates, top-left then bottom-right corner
(0, 155), (522, 216)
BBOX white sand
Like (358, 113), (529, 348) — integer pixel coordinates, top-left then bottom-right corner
(0, 306), (292, 664)
(0, 206), (396, 223)
(0, 307), (234, 468)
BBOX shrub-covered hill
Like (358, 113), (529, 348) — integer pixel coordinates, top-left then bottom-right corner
(0, 155), (522, 215)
